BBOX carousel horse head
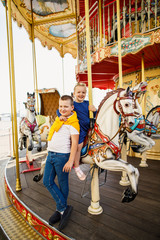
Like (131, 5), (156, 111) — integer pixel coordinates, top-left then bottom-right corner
(95, 86), (146, 142)
(130, 81), (147, 98)
(26, 92), (36, 113)
(124, 82), (156, 153)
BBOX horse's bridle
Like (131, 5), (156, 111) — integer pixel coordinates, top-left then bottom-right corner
(27, 97), (35, 112)
(113, 90), (139, 118)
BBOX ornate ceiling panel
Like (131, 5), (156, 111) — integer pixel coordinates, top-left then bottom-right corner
(3, 0), (77, 57)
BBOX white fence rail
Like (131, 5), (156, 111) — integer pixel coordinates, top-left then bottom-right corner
(0, 121), (12, 159)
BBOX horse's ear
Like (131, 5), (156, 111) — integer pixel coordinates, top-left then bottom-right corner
(126, 87), (130, 93)
(33, 92), (35, 98)
(125, 87), (130, 96)
(27, 92), (29, 96)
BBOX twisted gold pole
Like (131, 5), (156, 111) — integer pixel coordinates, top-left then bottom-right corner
(84, 0), (93, 119)
(7, 0), (21, 191)
(116, 0), (123, 87)
(5, 4), (15, 158)
(31, 0), (39, 114)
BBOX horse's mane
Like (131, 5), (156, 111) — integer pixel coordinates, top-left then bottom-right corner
(96, 88), (124, 118)
(146, 105), (160, 119)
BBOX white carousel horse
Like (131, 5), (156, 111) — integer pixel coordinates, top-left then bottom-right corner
(81, 88), (141, 203)
(19, 92), (42, 152)
(80, 86), (157, 214)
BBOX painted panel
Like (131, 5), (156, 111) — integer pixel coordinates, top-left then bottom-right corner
(20, 0), (68, 16)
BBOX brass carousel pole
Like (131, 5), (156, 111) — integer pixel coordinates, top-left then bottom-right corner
(62, 57), (65, 95)
(141, 53), (145, 115)
(61, 44), (65, 95)
(99, 0), (103, 48)
(116, 0), (123, 87)
(75, 0), (80, 72)
(140, 53), (148, 167)
(84, 0), (103, 215)
(84, 0), (93, 123)
(31, 0), (39, 114)
(5, 3), (16, 158)
(116, 0), (130, 185)
(7, 0), (21, 191)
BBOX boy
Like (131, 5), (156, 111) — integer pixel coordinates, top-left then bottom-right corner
(43, 95), (79, 231)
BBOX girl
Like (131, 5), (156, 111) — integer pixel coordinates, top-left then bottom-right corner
(72, 83), (96, 180)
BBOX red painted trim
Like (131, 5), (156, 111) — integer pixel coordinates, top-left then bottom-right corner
(4, 178), (71, 240)
(94, 123), (121, 159)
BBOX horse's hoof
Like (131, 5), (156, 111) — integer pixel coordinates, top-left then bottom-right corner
(20, 147), (23, 151)
(37, 147), (42, 152)
(28, 146), (33, 151)
(29, 161), (33, 166)
(131, 145), (143, 153)
(33, 174), (43, 182)
(122, 188), (137, 203)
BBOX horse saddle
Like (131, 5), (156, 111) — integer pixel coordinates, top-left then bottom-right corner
(81, 128), (105, 158)
(80, 128), (93, 158)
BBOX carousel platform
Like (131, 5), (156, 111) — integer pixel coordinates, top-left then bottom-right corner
(4, 149), (160, 240)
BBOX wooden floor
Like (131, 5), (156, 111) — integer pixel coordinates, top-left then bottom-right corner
(6, 150), (160, 240)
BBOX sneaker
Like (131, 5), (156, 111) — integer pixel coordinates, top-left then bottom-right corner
(58, 205), (73, 231)
(74, 167), (86, 181)
(49, 211), (61, 226)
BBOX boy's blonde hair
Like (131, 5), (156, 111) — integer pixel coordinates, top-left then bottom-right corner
(74, 82), (87, 92)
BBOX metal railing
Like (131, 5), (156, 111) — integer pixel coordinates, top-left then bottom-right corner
(77, 0), (160, 70)
(0, 125), (12, 159)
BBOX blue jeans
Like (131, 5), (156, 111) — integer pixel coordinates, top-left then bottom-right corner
(43, 151), (70, 212)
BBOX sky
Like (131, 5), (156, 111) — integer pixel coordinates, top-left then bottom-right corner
(0, 2), (107, 116)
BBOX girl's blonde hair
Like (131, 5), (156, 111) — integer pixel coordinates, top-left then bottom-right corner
(74, 82), (87, 92)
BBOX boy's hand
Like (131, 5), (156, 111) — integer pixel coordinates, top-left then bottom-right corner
(59, 116), (67, 121)
(63, 161), (73, 172)
(89, 105), (97, 112)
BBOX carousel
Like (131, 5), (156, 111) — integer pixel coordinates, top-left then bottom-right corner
(1, 0), (160, 239)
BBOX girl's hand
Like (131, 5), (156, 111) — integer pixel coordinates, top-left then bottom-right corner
(89, 105), (97, 112)
(59, 116), (67, 121)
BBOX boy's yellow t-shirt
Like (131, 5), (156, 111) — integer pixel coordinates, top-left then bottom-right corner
(47, 111), (80, 141)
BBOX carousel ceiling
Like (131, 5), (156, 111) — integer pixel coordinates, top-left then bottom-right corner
(2, 0), (159, 89)
(2, 0), (114, 58)
(2, 0), (78, 57)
